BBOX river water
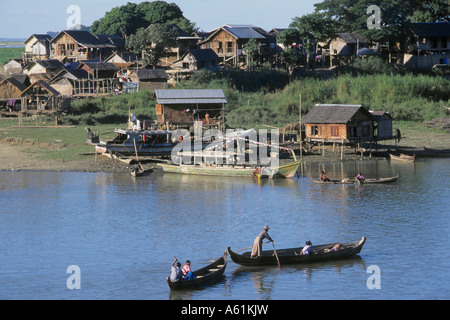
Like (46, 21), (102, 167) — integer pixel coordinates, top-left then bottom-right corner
(0, 158), (449, 300)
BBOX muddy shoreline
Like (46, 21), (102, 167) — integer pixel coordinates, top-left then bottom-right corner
(1, 138), (448, 174)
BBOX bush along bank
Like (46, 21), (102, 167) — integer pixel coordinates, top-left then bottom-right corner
(62, 68), (449, 129)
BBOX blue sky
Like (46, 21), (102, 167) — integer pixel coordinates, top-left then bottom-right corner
(0, 0), (318, 38)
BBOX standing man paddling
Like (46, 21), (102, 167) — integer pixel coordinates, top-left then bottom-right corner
(250, 225), (273, 258)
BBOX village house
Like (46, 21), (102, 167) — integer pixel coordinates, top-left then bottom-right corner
(404, 22), (450, 69)
(23, 34), (53, 63)
(105, 51), (140, 69)
(370, 110), (394, 140)
(198, 25), (276, 68)
(25, 59), (65, 76)
(302, 104), (376, 144)
(77, 61), (119, 79)
(328, 33), (371, 67)
(160, 24), (202, 68)
(122, 68), (169, 92)
(0, 77), (27, 113)
(48, 68), (89, 96)
(50, 30), (120, 61)
(155, 89), (227, 130)
(171, 49), (219, 73)
(24, 59), (66, 84)
(3, 58), (23, 74)
(20, 80), (60, 112)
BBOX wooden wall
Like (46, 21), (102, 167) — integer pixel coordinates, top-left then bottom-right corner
(305, 123), (347, 140)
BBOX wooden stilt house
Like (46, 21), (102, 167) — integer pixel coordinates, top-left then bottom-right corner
(302, 104), (376, 144)
(155, 89), (227, 130)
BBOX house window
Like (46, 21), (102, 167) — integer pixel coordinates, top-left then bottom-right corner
(442, 37), (447, 49)
(331, 126), (339, 137)
(310, 126), (319, 136)
(227, 42), (233, 53)
(218, 42), (223, 54)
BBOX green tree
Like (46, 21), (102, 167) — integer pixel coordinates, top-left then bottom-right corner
(409, 0), (450, 22)
(244, 38), (261, 69)
(312, 0), (444, 43)
(91, 1), (196, 36)
(126, 24), (177, 68)
(289, 12), (336, 67)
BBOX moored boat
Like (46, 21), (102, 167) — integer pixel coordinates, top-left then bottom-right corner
(166, 252), (227, 290)
(93, 128), (177, 157)
(389, 151), (415, 163)
(226, 237), (366, 267)
(157, 159), (301, 179)
(313, 175), (398, 184)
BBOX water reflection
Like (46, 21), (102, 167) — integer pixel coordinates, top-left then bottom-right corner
(0, 158), (449, 299)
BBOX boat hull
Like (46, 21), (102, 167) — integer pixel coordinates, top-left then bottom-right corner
(166, 253), (227, 290)
(227, 237), (366, 266)
(158, 160), (301, 179)
(313, 176), (398, 184)
(389, 152), (415, 163)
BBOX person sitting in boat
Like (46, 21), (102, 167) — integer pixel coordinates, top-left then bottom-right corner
(330, 244), (340, 252)
(250, 225), (273, 258)
(182, 260), (196, 280)
(320, 170), (330, 182)
(355, 173), (365, 183)
(170, 257), (183, 282)
(300, 241), (313, 255)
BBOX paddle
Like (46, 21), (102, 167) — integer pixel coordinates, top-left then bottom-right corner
(272, 242), (282, 270)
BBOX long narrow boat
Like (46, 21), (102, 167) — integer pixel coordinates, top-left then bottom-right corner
(227, 237), (366, 267)
(389, 152), (415, 163)
(166, 253), (227, 290)
(313, 175), (398, 184)
(158, 159), (301, 179)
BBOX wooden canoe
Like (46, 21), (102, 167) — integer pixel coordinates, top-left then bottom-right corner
(166, 252), (227, 290)
(157, 160), (301, 179)
(389, 152), (415, 163)
(313, 176), (398, 184)
(226, 237), (366, 267)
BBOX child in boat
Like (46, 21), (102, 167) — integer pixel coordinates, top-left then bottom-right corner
(320, 171), (330, 182)
(182, 260), (196, 280)
(355, 173), (365, 183)
(330, 244), (340, 252)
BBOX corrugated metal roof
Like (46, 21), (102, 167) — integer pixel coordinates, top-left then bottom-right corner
(302, 104), (375, 124)
(224, 26), (266, 39)
(155, 89), (227, 104)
